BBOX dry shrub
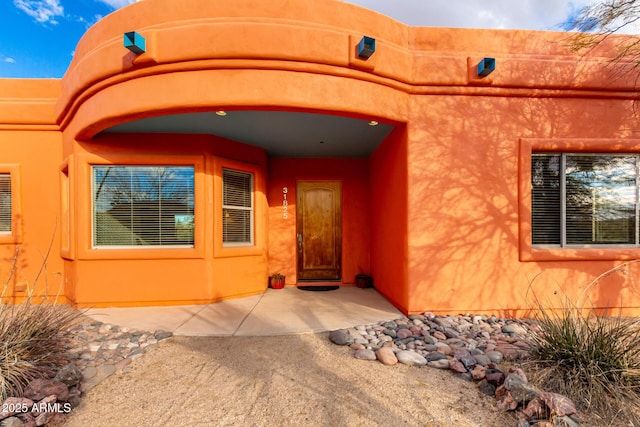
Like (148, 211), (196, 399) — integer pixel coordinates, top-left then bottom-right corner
(0, 243), (81, 400)
(527, 262), (640, 425)
(0, 299), (79, 399)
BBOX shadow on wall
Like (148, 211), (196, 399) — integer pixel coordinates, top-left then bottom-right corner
(0, 233), (66, 302)
(406, 35), (640, 316)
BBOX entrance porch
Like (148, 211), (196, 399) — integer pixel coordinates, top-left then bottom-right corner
(84, 287), (402, 336)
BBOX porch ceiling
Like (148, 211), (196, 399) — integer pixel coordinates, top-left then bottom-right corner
(102, 110), (395, 158)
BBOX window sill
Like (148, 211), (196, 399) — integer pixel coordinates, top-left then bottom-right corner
(521, 246), (640, 262)
(215, 245), (263, 259)
(77, 246), (205, 260)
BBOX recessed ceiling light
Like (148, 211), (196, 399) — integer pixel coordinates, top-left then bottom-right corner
(215, 110), (227, 116)
(368, 120), (379, 126)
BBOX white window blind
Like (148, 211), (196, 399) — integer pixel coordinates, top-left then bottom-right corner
(92, 166), (195, 248)
(0, 174), (11, 234)
(532, 153), (638, 247)
(222, 169), (253, 246)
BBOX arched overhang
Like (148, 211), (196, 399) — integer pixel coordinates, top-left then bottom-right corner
(65, 67), (405, 156)
(56, 0), (638, 150)
(56, 0), (413, 152)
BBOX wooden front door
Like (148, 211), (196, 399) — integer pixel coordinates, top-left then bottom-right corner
(296, 181), (342, 281)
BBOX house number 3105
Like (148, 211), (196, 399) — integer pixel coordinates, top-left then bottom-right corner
(282, 187), (288, 219)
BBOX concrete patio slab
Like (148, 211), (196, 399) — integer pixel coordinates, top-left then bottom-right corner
(83, 287), (403, 336)
(234, 287), (402, 336)
(84, 304), (205, 332)
(172, 295), (262, 336)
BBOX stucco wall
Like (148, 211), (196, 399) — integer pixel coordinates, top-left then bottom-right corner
(0, 80), (63, 301)
(369, 127), (409, 312)
(0, 130), (63, 300)
(406, 95), (640, 315)
(2, 0), (640, 313)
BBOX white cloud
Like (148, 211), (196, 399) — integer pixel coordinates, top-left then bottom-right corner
(96, 0), (137, 9)
(98, 0), (604, 33)
(13, 0), (64, 24)
(75, 13), (104, 28)
(4, 58), (16, 64)
(343, 0), (601, 31)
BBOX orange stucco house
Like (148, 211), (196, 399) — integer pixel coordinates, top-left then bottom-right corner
(2, 0), (640, 315)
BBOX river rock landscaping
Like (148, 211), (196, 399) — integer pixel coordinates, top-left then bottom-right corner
(0, 319), (172, 427)
(0, 311), (591, 426)
(329, 312), (581, 427)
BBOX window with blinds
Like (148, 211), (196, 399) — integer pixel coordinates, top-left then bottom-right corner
(222, 168), (253, 246)
(0, 174), (11, 234)
(532, 153), (638, 247)
(92, 165), (195, 248)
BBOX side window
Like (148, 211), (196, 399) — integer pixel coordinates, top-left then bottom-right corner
(0, 173), (11, 234)
(532, 153), (638, 247)
(92, 165), (195, 248)
(222, 168), (254, 246)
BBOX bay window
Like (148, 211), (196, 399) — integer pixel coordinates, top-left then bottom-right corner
(92, 165), (195, 248)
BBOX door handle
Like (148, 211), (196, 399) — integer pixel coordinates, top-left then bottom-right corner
(297, 233), (303, 254)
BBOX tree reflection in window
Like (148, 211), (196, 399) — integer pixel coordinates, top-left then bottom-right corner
(532, 153), (638, 247)
(92, 166), (195, 247)
(565, 155), (636, 245)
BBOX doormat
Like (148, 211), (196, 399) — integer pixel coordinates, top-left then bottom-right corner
(297, 286), (339, 292)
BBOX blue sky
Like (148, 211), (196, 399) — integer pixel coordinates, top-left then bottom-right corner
(0, 0), (130, 78)
(0, 0), (601, 79)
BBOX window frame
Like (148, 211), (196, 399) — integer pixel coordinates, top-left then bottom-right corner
(0, 165), (22, 245)
(0, 173), (12, 236)
(222, 168), (254, 247)
(532, 152), (639, 249)
(519, 138), (640, 262)
(91, 164), (196, 249)
(213, 158), (264, 259)
(77, 154), (205, 261)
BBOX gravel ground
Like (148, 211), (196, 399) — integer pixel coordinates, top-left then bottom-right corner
(64, 333), (515, 426)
